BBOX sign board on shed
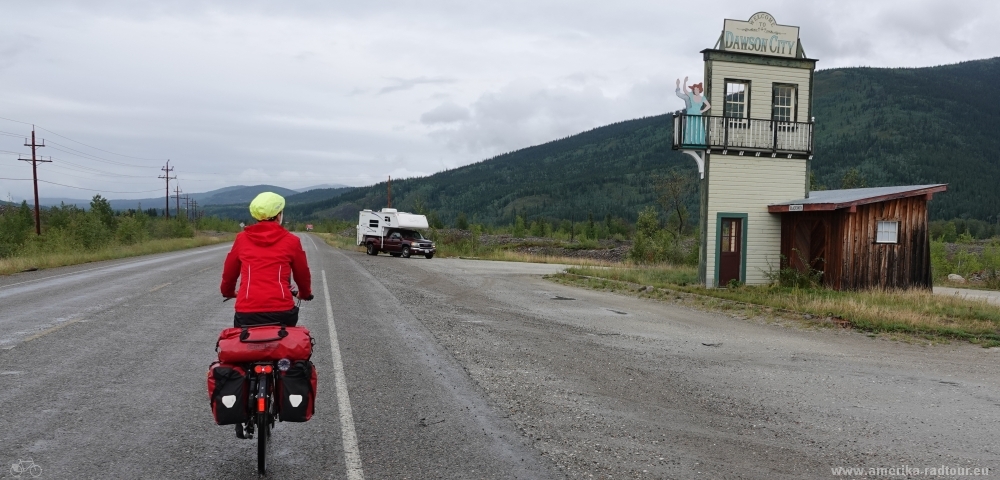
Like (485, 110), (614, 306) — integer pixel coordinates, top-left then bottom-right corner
(722, 12), (800, 58)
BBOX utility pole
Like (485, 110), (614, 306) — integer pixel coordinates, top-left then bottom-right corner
(173, 185), (183, 220)
(158, 160), (175, 219)
(184, 194), (190, 221)
(387, 175), (392, 208)
(191, 199), (199, 220)
(19, 127), (50, 235)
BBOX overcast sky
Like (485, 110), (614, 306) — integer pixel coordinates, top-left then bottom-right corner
(1, 0), (997, 201)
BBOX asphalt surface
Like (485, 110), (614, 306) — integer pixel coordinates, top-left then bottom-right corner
(1, 236), (998, 479)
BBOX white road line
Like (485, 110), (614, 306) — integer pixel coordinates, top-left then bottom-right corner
(0, 244), (229, 291)
(322, 270), (364, 480)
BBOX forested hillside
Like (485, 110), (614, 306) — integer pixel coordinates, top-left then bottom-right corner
(285, 116), (695, 225)
(812, 57), (1000, 220)
(267, 58), (1000, 227)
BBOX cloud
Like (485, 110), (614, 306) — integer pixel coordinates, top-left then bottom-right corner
(378, 76), (456, 95)
(420, 102), (471, 124)
(425, 76), (675, 155)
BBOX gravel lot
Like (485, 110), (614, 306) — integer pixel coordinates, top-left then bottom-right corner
(354, 254), (999, 479)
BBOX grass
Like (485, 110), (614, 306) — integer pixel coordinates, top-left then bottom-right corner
(315, 232), (619, 267)
(559, 266), (1000, 347)
(0, 233), (234, 275)
(313, 233), (364, 252)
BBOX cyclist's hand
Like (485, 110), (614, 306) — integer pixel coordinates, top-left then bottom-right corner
(299, 293), (314, 301)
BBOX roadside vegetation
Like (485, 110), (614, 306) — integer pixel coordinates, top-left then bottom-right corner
(929, 227), (1000, 289)
(0, 196), (238, 275)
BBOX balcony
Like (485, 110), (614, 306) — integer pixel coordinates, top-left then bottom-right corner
(672, 114), (814, 158)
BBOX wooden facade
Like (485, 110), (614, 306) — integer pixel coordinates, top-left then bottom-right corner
(777, 195), (937, 290)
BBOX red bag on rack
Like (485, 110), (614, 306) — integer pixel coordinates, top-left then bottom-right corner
(216, 324), (313, 363)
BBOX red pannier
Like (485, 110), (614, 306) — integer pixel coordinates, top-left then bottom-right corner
(207, 362), (249, 425)
(276, 360), (317, 422)
(216, 324), (313, 364)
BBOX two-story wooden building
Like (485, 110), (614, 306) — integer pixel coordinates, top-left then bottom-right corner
(672, 12), (945, 290)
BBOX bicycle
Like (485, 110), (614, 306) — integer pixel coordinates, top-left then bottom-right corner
(224, 291), (311, 475)
(236, 359), (280, 474)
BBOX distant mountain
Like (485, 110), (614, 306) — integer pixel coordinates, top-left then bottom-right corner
(285, 187), (355, 205)
(31, 184), (303, 212)
(196, 185), (299, 206)
(295, 183), (351, 192)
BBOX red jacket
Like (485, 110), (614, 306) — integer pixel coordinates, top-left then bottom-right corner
(221, 222), (312, 313)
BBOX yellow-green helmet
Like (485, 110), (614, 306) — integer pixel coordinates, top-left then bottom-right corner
(249, 192), (285, 221)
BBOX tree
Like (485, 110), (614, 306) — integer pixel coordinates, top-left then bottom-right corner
(90, 194), (115, 230)
(455, 212), (469, 230)
(840, 168), (867, 189)
(654, 169), (693, 239)
(809, 172), (826, 191)
(512, 215), (526, 238)
(427, 211), (444, 229)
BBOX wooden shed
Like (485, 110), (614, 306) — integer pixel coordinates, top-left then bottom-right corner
(767, 184), (947, 290)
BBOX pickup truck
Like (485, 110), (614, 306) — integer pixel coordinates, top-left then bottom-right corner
(357, 208), (436, 259)
(366, 228), (436, 259)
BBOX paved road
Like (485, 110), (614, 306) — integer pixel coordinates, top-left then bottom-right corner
(2, 236), (998, 479)
(0, 237), (551, 479)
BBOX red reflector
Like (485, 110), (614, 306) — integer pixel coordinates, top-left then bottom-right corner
(258, 397), (265, 412)
(254, 365), (273, 374)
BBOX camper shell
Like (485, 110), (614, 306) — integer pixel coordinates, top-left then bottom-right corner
(356, 208), (436, 259)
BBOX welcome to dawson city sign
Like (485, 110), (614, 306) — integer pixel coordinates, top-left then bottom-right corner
(722, 12), (800, 58)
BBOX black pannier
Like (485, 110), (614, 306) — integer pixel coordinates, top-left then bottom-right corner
(207, 362), (249, 425)
(277, 360), (316, 422)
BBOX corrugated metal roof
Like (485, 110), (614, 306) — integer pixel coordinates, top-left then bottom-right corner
(771, 184), (948, 205)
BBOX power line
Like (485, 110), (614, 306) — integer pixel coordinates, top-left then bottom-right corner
(0, 116), (167, 163)
(47, 156), (154, 178)
(0, 177), (163, 194)
(46, 141), (160, 169)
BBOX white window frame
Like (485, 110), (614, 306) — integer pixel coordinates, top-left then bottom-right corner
(876, 221), (899, 244)
(772, 84), (797, 123)
(724, 80), (750, 119)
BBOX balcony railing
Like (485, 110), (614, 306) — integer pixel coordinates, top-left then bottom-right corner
(672, 114), (814, 156)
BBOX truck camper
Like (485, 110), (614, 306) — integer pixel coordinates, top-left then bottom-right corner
(356, 208), (436, 258)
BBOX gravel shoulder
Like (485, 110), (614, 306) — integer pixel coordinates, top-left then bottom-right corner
(353, 254), (1000, 479)
(934, 286), (1000, 305)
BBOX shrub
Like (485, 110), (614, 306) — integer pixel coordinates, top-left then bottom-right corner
(115, 216), (149, 245)
(0, 202), (33, 258)
(71, 214), (112, 250)
(763, 252), (823, 289)
(149, 218), (195, 239)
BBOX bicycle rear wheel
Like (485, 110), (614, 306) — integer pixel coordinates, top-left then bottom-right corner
(257, 411), (269, 474)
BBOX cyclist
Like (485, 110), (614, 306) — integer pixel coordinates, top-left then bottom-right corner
(221, 192), (313, 327)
